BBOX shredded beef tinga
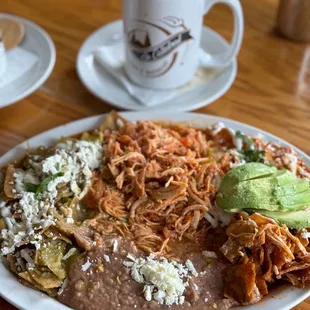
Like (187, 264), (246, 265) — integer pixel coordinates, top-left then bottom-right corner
(1, 112), (310, 309)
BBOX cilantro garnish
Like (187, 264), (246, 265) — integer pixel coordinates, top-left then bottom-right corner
(235, 130), (254, 148)
(24, 172), (64, 199)
(23, 183), (39, 193)
(235, 130), (266, 163)
(242, 149), (266, 163)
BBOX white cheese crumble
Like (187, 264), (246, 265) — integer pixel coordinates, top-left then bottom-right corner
(202, 251), (218, 259)
(230, 159), (246, 169)
(1, 193), (54, 255)
(0, 140), (103, 255)
(123, 254), (198, 306)
(103, 254), (111, 263)
(209, 122), (225, 136)
(14, 169), (40, 194)
(229, 149), (246, 168)
(62, 248), (77, 260)
(185, 259), (198, 276)
(301, 228), (310, 239)
(66, 217), (74, 224)
(57, 278), (68, 295)
(227, 129), (255, 153)
(42, 140), (102, 199)
(227, 129), (242, 151)
(81, 258), (92, 271)
(112, 240), (118, 253)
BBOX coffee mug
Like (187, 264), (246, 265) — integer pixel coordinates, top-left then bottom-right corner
(122, 0), (244, 90)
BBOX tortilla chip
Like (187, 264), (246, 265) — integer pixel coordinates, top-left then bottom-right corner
(4, 164), (18, 199)
(6, 255), (19, 274)
(44, 227), (72, 244)
(73, 227), (96, 250)
(52, 209), (77, 235)
(28, 267), (63, 289)
(220, 238), (243, 263)
(35, 239), (67, 280)
(255, 275), (268, 296)
(21, 147), (55, 170)
(285, 268), (310, 287)
(270, 246), (287, 270)
(0, 218), (6, 230)
(223, 262), (262, 304)
(30, 146), (55, 158)
(19, 270), (58, 296)
(81, 131), (104, 143)
(0, 171), (4, 191)
(99, 111), (128, 132)
(249, 213), (275, 226)
(226, 219), (257, 247)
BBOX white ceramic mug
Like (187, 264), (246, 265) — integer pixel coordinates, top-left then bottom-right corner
(122, 0), (244, 90)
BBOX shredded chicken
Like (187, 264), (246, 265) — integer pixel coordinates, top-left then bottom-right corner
(83, 119), (228, 253)
(83, 114), (310, 256)
(221, 213), (310, 304)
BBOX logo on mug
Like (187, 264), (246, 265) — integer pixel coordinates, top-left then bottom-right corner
(126, 16), (193, 76)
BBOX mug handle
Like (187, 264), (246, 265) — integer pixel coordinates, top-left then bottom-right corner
(199, 0), (244, 68)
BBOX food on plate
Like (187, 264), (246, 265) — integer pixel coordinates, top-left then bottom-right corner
(1, 112), (310, 309)
(216, 162), (310, 228)
(222, 212), (310, 303)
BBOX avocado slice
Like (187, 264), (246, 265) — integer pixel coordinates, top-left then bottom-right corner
(271, 169), (297, 186)
(216, 186), (281, 211)
(228, 202), (310, 213)
(278, 190), (310, 207)
(227, 177), (309, 198)
(274, 179), (309, 196)
(247, 210), (310, 229)
(217, 181), (310, 211)
(216, 163), (310, 219)
(219, 163), (276, 193)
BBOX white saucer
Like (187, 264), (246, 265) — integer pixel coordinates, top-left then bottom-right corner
(77, 20), (237, 112)
(0, 13), (56, 109)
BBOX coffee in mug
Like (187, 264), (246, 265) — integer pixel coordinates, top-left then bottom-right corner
(122, 0), (243, 90)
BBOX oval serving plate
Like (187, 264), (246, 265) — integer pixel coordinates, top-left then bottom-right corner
(1, 112), (310, 310)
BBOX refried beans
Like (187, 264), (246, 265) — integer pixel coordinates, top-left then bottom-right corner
(58, 230), (235, 310)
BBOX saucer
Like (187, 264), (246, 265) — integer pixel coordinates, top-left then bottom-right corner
(0, 13), (56, 109)
(77, 20), (237, 112)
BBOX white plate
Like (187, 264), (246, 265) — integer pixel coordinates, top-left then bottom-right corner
(0, 13), (56, 109)
(0, 112), (309, 310)
(76, 20), (237, 112)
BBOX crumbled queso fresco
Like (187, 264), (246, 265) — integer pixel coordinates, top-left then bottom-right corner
(123, 253), (198, 306)
(0, 140), (103, 255)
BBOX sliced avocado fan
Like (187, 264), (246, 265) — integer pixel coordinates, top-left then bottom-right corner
(248, 209), (310, 230)
(216, 163), (310, 229)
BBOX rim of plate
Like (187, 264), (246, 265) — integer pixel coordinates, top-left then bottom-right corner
(0, 112), (309, 310)
(76, 20), (237, 111)
(0, 13), (56, 109)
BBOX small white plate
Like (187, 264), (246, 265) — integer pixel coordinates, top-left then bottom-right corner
(0, 13), (56, 109)
(77, 20), (237, 112)
(0, 112), (310, 310)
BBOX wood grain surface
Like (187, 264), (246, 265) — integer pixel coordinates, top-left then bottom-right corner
(0, 0), (309, 309)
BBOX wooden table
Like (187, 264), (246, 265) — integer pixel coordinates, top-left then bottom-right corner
(0, 0), (309, 309)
